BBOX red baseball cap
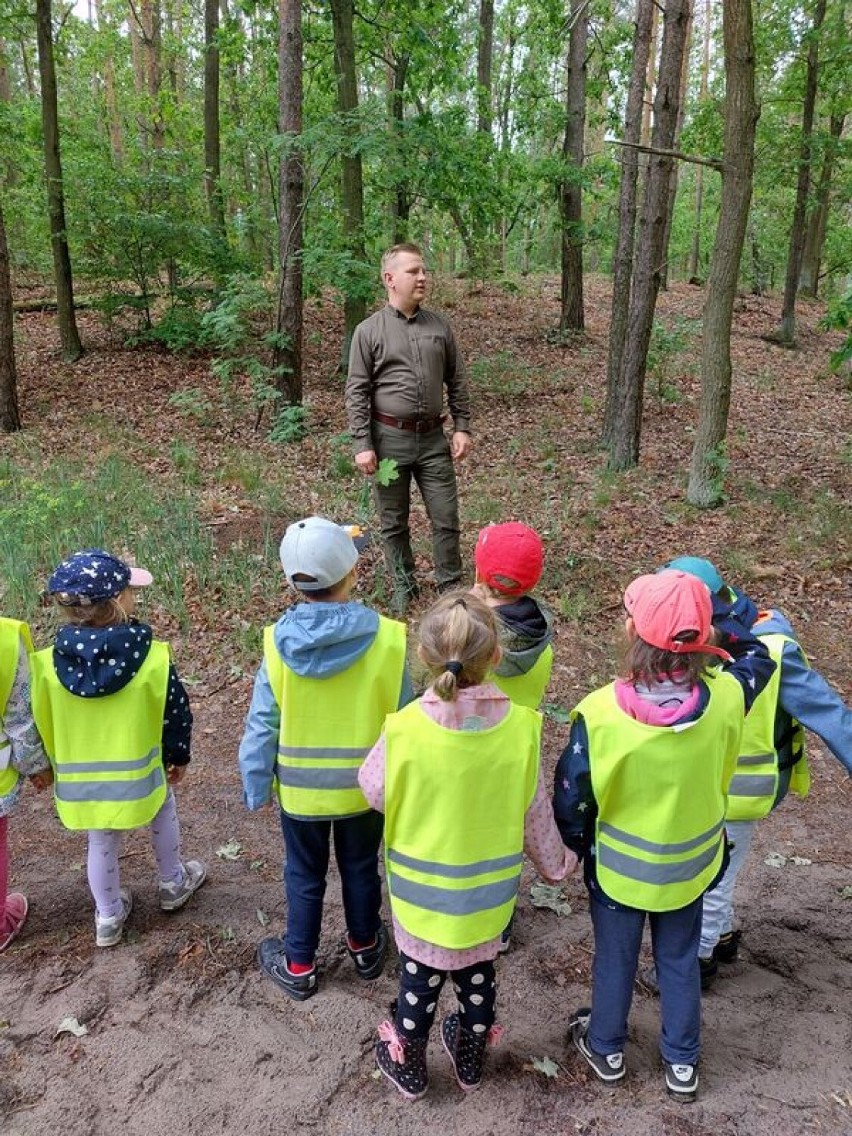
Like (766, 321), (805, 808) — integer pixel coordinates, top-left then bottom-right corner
(623, 570), (731, 660)
(475, 522), (544, 595)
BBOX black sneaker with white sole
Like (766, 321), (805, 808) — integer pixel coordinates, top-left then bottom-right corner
(347, 922), (389, 980)
(714, 929), (742, 963)
(664, 1060), (699, 1101)
(568, 1007), (626, 1083)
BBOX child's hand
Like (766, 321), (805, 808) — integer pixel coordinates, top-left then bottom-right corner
(166, 765), (186, 785)
(29, 770), (54, 791)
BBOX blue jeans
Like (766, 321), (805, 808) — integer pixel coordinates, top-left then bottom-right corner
(280, 809), (384, 966)
(588, 890), (702, 1066)
(700, 819), (755, 956)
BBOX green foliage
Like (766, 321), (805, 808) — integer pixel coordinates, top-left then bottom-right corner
(647, 318), (695, 406)
(468, 351), (540, 399)
(0, 453), (213, 624)
(168, 388), (214, 425)
(268, 405), (308, 444)
(821, 293), (852, 382)
(374, 458), (400, 487)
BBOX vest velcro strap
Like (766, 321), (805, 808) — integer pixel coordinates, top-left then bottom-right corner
(53, 747), (161, 775)
(388, 847), (523, 879)
(276, 764), (360, 790)
(728, 773), (777, 797)
(736, 752), (774, 768)
(598, 818), (723, 857)
(277, 745), (369, 761)
(55, 764), (165, 803)
(389, 872), (520, 917)
(597, 838), (720, 886)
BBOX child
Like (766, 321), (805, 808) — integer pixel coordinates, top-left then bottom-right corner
(666, 556), (852, 984)
(30, 550), (206, 948)
(553, 570), (775, 1102)
(359, 591), (575, 1100)
(238, 516), (412, 1001)
(471, 522), (554, 710)
(1, 617), (51, 952)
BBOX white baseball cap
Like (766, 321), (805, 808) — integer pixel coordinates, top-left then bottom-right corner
(279, 516), (359, 591)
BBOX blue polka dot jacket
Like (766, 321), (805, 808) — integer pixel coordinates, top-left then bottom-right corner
(51, 619), (192, 766)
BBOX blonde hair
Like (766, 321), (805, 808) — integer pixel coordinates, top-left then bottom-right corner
(381, 242), (424, 276)
(418, 591), (498, 701)
(55, 597), (129, 628)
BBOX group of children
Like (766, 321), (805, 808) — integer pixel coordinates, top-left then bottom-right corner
(2, 522), (850, 1107)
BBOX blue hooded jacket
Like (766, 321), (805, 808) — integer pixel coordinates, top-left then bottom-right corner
(238, 601), (414, 810)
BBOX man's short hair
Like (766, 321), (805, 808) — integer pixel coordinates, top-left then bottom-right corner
(381, 242), (424, 276)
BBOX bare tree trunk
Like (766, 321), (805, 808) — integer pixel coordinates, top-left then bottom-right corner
(778, 0), (826, 346)
(204, 0), (227, 243)
(274, 0), (303, 406)
(602, 0), (655, 446)
(0, 40), (18, 188)
(0, 198), (21, 432)
(387, 51), (410, 244)
(660, 3), (693, 290)
(687, 0), (758, 507)
(477, 0), (494, 136)
(330, 0), (366, 372)
(36, 0), (82, 362)
(609, 0), (690, 471)
(799, 111), (845, 297)
(559, 0), (587, 333)
(93, 0), (124, 164)
(687, 0), (712, 281)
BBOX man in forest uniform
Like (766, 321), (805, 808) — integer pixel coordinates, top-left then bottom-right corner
(345, 243), (472, 609)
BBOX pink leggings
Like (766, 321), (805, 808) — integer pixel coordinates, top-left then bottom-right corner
(88, 789), (184, 919)
(0, 815), (8, 923)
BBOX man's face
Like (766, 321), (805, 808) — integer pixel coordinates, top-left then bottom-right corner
(384, 251), (427, 313)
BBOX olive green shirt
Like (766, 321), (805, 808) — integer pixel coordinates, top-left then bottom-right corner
(345, 304), (472, 453)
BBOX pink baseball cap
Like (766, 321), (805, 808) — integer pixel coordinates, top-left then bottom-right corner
(474, 522), (544, 596)
(623, 570), (731, 660)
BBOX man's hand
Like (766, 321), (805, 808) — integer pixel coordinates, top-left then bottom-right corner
(355, 449), (378, 476)
(451, 431), (472, 461)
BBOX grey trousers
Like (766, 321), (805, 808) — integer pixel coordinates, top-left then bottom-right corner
(370, 420), (462, 592)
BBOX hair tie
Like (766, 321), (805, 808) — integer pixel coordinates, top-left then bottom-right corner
(445, 660), (463, 677)
(453, 596), (467, 609)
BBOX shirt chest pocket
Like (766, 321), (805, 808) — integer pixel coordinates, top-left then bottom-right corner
(415, 333), (446, 374)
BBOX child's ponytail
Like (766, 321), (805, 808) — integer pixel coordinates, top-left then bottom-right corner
(418, 592), (498, 702)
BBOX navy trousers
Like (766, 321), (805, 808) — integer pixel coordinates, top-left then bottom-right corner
(587, 890), (703, 1066)
(279, 809), (384, 966)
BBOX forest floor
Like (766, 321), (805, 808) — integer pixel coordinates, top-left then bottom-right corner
(1, 275), (851, 1136)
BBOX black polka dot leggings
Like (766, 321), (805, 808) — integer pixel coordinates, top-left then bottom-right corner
(394, 951), (497, 1041)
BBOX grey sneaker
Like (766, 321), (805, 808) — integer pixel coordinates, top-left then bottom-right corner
(568, 1007), (626, 1083)
(664, 1060), (698, 1101)
(95, 888), (133, 947)
(159, 860), (207, 912)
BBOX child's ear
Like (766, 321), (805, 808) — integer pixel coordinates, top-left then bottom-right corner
(625, 616), (637, 641)
(491, 644), (502, 667)
(416, 645), (426, 663)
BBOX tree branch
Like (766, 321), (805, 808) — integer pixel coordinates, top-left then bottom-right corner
(609, 138), (724, 171)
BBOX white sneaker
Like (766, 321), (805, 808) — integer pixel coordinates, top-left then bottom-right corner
(158, 860), (207, 912)
(95, 888), (133, 947)
(664, 1060), (698, 1101)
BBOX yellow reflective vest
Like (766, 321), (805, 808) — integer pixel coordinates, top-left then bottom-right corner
(489, 643), (554, 709)
(30, 641), (170, 830)
(578, 670), (743, 912)
(727, 630), (809, 820)
(0, 619), (34, 798)
(265, 616), (406, 819)
(384, 700), (541, 949)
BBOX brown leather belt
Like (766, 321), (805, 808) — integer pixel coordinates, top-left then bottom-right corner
(372, 412), (444, 434)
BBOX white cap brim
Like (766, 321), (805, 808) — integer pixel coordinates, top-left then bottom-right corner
(128, 566), (154, 587)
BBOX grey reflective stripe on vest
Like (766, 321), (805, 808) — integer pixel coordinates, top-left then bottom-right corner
(598, 818), (723, 857)
(597, 837), (720, 886)
(389, 872), (520, 916)
(53, 747), (161, 775)
(276, 764), (360, 790)
(728, 773), (777, 797)
(387, 847), (523, 879)
(277, 745), (370, 761)
(54, 764), (165, 803)
(737, 752), (774, 768)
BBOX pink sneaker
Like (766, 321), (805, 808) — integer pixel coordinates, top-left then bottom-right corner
(0, 893), (29, 953)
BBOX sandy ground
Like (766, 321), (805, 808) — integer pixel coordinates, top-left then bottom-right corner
(2, 702), (851, 1136)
